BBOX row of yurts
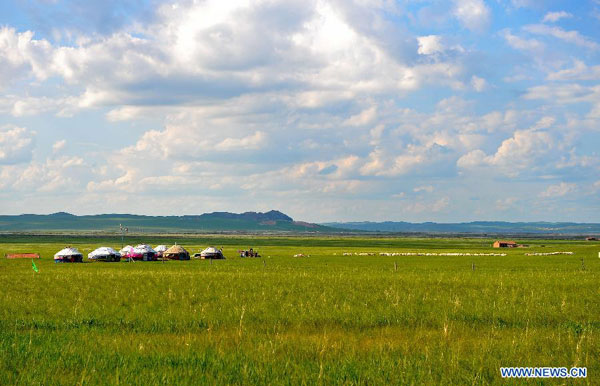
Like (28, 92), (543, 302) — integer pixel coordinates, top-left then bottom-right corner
(53, 244), (224, 262)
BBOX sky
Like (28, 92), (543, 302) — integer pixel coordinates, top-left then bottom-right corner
(0, 0), (599, 223)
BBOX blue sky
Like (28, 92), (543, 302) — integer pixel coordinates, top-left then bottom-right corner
(0, 0), (599, 222)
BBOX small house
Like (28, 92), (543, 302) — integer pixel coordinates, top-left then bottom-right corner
(493, 240), (518, 248)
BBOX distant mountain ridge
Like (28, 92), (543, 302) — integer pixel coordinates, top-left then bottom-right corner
(2, 212), (599, 235)
(323, 221), (600, 235)
(0, 211), (328, 232)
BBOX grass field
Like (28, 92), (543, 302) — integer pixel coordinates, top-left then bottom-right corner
(0, 234), (598, 384)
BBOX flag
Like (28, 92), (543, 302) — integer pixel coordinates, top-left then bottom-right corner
(31, 259), (39, 273)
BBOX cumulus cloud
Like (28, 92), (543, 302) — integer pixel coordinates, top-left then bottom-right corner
(0, 27), (53, 88)
(539, 182), (576, 198)
(0, 0), (598, 221)
(417, 35), (444, 55)
(0, 126), (36, 165)
(452, 0), (491, 32)
(0, 1), (473, 115)
(457, 128), (555, 175)
(343, 106), (377, 126)
(1, 154), (90, 193)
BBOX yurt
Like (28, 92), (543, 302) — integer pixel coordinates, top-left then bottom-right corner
(131, 244), (156, 261)
(154, 245), (168, 258)
(196, 246), (225, 259)
(119, 245), (134, 255)
(163, 245), (190, 260)
(54, 247), (83, 263)
(88, 247), (121, 262)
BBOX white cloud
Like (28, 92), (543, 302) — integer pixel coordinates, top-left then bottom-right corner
(501, 29), (544, 52)
(532, 116), (555, 130)
(471, 75), (487, 91)
(524, 24), (599, 50)
(343, 106), (377, 126)
(404, 197), (450, 213)
(483, 129), (554, 169)
(509, 0), (539, 8)
(360, 147), (428, 177)
(52, 139), (66, 153)
(495, 197), (517, 210)
(453, 0), (491, 32)
(0, 126), (36, 165)
(0, 0), (480, 135)
(214, 131), (267, 151)
(417, 35), (444, 55)
(0, 0), (598, 222)
(547, 60), (600, 81)
(0, 27), (53, 88)
(414, 185), (434, 193)
(523, 83), (598, 104)
(542, 11), (573, 23)
(456, 149), (487, 169)
(539, 182), (576, 198)
(457, 128), (555, 175)
(1, 154), (89, 193)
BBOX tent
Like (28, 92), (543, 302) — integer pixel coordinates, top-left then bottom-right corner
(88, 247), (121, 262)
(54, 247), (83, 263)
(195, 246), (225, 259)
(163, 245), (190, 260)
(119, 245), (135, 260)
(154, 245), (168, 258)
(119, 245), (134, 255)
(131, 244), (156, 261)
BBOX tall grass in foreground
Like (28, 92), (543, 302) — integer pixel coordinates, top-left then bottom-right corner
(0, 236), (598, 384)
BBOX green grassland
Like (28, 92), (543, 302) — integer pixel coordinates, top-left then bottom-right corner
(0, 235), (598, 384)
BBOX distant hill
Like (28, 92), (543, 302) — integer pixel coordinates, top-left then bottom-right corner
(0, 211), (333, 233)
(323, 221), (600, 235)
(3, 212), (599, 235)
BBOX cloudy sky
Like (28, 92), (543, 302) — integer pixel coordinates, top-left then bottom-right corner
(0, 0), (599, 222)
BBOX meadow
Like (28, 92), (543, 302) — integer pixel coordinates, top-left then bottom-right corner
(0, 234), (598, 385)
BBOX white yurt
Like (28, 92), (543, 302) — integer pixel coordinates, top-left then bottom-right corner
(133, 244), (156, 261)
(154, 245), (168, 258)
(154, 245), (168, 253)
(119, 245), (135, 256)
(196, 246), (225, 259)
(88, 247), (121, 262)
(54, 247), (83, 263)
